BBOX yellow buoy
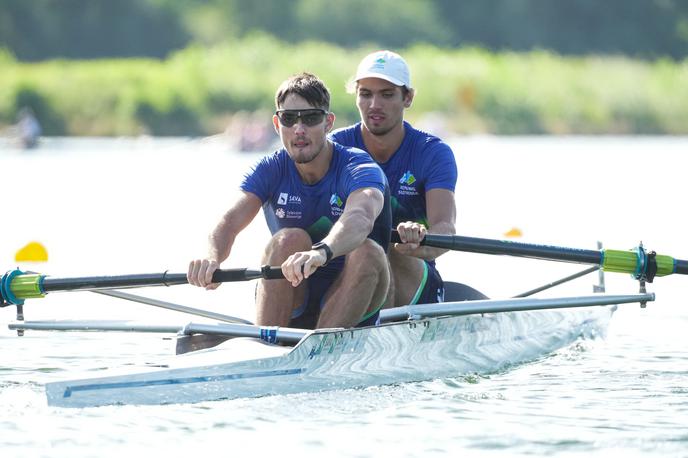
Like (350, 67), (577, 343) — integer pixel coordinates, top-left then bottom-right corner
(504, 227), (523, 238)
(15, 241), (49, 262)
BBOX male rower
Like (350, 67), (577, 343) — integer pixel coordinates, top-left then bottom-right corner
(188, 72), (391, 329)
(331, 50), (456, 307)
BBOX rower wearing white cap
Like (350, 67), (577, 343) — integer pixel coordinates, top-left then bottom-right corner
(331, 50), (458, 307)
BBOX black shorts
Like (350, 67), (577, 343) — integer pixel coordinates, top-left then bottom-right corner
(409, 261), (445, 305)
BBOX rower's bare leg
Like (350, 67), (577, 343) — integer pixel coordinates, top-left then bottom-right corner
(387, 247), (426, 307)
(317, 239), (390, 328)
(256, 228), (309, 326)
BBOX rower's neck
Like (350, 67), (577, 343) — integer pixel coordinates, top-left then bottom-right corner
(361, 121), (405, 163)
(295, 140), (334, 185)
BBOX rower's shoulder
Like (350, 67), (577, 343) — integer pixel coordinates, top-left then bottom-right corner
(332, 139), (369, 159)
(405, 122), (450, 150)
(329, 123), (361, 145)
(248, 148), (290, 175)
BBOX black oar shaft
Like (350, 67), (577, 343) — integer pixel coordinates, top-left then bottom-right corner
(41, 266), (285, 293)
(1, 266), (286, 306)
(392, 231), (688, 278)
(392, 231), (602, 265)
(676, 260), (688, 275)
(43, 272), (188, 292)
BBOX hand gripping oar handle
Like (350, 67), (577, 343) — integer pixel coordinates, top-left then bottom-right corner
(391, 230), (688, 278)
(1, 266), (285, 307)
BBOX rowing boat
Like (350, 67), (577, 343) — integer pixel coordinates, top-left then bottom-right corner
(43, 296), (631, 408)
(2, 232), (685, 408)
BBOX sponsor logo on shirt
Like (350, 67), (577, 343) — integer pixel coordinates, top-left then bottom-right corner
(278, 192), (301, 206)
(276, 193), (302, 218)
(330, 193), (344, 216)
(330, 193), (343, 207)
(399, 171), (416, 185)
(275, 207), (301, 219)
(398, 170), (419, 196)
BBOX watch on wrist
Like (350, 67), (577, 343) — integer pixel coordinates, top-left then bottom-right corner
(311, 241), (333, 265)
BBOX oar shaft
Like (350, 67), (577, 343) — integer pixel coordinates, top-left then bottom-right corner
(436, 233), (603, 263)
(42, 267), (285, 292)
(43, 272), (190, 291)
(1, 266), (285, 306)
(675, 260), (688, 275)
(392, 231), (687, 278)
(393, 232), (602, 264)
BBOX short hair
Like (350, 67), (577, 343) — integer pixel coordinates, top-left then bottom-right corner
(275, 72), (331, 111)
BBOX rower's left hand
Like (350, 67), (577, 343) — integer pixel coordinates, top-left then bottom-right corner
(281, 249), (327, 287)
(394, 221), (427, 254)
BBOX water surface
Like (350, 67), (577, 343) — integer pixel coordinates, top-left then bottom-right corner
(1, 136), (687, 457)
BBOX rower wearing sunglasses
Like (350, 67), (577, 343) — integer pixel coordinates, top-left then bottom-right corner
(188, 72), (392, 329)
(332, 50), (466, 308)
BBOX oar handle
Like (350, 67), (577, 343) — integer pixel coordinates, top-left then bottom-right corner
(211, 266), (285, 283)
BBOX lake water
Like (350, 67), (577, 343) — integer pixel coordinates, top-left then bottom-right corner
(1, 136), (687, 457)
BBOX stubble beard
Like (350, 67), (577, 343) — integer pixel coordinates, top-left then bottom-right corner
(290, 138), (325, 164)
(365, 121), (394, 137)
(362, 110), (398, 137)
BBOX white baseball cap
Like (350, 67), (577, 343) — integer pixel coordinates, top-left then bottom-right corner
(354, 50), (412, 89)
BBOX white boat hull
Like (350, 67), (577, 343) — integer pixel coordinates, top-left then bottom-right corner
(46, 305), (614, 407)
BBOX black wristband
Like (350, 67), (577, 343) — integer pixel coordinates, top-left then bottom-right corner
(311, 241), (333, 265)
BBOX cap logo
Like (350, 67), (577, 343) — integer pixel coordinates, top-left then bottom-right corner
(370, 58), (386, 71)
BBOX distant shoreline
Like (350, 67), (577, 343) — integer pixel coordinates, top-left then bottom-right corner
(2, 38), (686, 136)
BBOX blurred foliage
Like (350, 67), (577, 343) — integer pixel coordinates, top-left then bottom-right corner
(1, 36), (686, 136)
(0, 0), (188, 60)
(1, 0), (687, 61)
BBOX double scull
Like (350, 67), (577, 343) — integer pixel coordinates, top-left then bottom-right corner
(2, 233), (685, 407)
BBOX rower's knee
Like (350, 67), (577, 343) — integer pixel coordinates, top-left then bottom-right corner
(347, 239), (389, 276)
(263, 228), (311, 263)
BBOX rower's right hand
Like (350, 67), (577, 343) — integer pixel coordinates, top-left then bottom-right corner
(187, 259), (221, 290)
(395, 221), (427, 250)
(281, 249), (326, 287)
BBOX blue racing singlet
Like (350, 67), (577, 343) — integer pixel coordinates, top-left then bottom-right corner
(240, 142), (391, 251)
(330, 121), (457, 228)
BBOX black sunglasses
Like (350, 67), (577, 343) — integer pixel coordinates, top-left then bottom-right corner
(275, 109), (328, 127)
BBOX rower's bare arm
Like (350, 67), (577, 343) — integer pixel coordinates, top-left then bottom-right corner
(188, 192), (262, 289)
(394, 188), (456, 260)
(281, 187), (384, 286)
(207, 191), (262, 262)
(323, 187), (384, 258)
